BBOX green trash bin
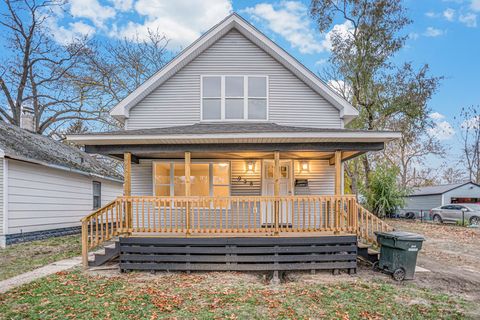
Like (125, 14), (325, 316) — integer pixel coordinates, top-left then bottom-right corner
(375, 231), (425, 281)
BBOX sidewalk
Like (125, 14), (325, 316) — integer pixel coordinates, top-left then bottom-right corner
(0, 256), (82, 293)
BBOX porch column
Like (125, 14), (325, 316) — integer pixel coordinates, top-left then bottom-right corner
(274, 151), (280, 235)
(124, 152), (131, 196)
(185, 152), (191, 196)
(185, 152), (191, 235)
(334, 151), (342, 195)
(334, 150), (342, 234)
(124, 152), (132, 233)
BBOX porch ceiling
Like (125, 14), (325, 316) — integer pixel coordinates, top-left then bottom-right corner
(83, 142), (379, 163)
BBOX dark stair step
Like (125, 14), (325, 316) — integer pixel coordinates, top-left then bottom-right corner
(357, 243), (380, 264)
(89, 241), (120, 267)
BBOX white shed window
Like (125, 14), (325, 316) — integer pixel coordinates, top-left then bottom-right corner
(201, 76), (268, 121)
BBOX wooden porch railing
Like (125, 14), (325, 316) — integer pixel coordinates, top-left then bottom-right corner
(357, 204), (393, 245)
(81, 195), (391, 266)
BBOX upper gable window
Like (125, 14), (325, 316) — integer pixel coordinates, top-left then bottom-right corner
(201, 75), (268, 121)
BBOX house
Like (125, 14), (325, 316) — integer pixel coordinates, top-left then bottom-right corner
(0, 120), (123, 247)
(402, 182), (480, 216)
(67, 13), (399, 273)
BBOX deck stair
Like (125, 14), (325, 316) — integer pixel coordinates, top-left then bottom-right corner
(89, 240), (120, 267)
(357, 242), (380, 264)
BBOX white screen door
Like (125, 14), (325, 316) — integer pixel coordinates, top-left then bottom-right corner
(261, 160), (292, 225)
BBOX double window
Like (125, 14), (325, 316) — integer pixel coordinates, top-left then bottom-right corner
(201, 75), (268, 121)
(153, 162), (230, 197)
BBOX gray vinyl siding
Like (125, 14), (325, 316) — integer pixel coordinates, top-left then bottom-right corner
(294, 160), (335, 195)
(127, 29), (342, 130)
(403, 195), (442, 211)
(132, 159), (154, 196)
(443, 183), (480, 203)
(6, 159), (122, 234)
(231, 160), (261, 196)
(0, 157), (4, 235)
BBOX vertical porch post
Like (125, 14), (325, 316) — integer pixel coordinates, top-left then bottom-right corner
(334, 151), (342, 195)
(185, 151), (191, 235)
(274, 151), (280, 235)
(124, 152), (132, 233)
(334, 151), (342, 234)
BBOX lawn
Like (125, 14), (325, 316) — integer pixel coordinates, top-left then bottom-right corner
(0, 235), (81, 281)
(0, 270), (472, 320)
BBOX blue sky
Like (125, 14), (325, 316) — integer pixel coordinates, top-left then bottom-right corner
(3, 0), (480, 168)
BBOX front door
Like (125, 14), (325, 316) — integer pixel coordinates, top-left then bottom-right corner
(261, 160), (293, 225)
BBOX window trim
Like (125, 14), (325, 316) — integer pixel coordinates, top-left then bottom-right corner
(200, 75), (269, 122)
(152, 160), (231, 197)
(92, 181), (102, 210)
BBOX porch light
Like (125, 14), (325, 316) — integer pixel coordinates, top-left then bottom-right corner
(246, 160), (255, 172)
(300, 161), (309, 172)
(218, 162), (228, 168)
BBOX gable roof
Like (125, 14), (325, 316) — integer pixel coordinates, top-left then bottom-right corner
(0, 121), (123, 182)
(408, 182), (479, 197)
(110, 13), (359, 124)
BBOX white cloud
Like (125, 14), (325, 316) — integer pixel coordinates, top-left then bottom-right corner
(110, 0), (133, 12)
(428, 121), (455, 140)
(428, 112), (454, 140)
(430, 112), (445, 120)
(462, 115), (480, 129)
(443, 8), (456, 21)
(471, 0), (480, 12)
(459, 13), (477, 27)
(425, 11), (438, 18)
(315, 58), (327, 66)
(409, 32), (420, 40)
(69, 0), (116, 27)
(45, 11), (96, 45)
(424, 27), (444, 37)
(328, 79), (352, 101)
(113, 0), (232, 49)
(323, 20), (354, 51)
(243, 1), (329, 54)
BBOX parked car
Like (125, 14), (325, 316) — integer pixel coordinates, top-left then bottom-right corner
(430, 204), (480, 225)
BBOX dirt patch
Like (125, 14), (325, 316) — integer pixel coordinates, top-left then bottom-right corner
(387, 220), (480, 304)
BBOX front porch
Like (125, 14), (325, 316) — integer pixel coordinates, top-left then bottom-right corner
(70, 124), (396, 268)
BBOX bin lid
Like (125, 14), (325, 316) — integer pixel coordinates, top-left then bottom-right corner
(374, 231), (425, 241)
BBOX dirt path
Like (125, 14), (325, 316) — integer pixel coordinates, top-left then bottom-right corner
(387, 220), (480, 302)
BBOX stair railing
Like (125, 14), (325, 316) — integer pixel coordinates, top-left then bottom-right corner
(81, 199), (125, 266)
(356, 204), (393, 245)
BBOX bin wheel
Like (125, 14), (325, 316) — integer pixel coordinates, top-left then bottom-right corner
(392, 268), (406, 281)
(372, 261), (379, 271)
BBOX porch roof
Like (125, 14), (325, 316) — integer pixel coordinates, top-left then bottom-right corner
(67, 123), (400, 146)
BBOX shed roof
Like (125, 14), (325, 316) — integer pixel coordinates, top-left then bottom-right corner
(0, 121), (123, 182)
(408, 182), (478, 197)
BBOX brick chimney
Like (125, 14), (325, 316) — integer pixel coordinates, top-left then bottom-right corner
(20, 106), (35, 132)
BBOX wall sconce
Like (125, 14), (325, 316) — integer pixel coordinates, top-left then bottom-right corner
(300, 160), (309, 172)
(246, 160), (255, 173)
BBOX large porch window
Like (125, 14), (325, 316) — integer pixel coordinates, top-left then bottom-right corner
(153, 161), (230, 197)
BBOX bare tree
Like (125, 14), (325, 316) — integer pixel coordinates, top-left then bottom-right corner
(78, 31), (170, 130)
(457, 105), (480, 183)
(441, 166), (467, 184)
(0, 0), (99, 134)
